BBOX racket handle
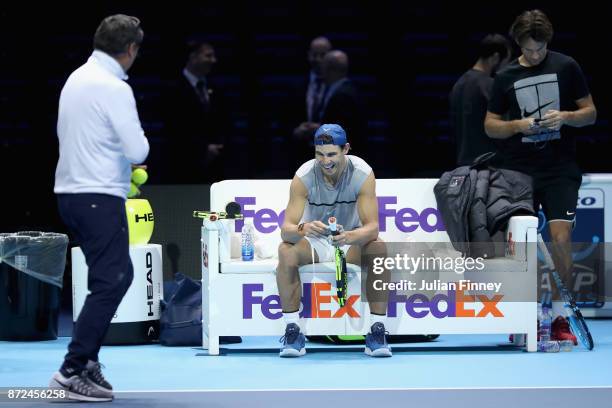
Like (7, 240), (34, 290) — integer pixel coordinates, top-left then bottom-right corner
(328, 217), (339, 236)
(193, 210), (218, 218)
(193, 211), (244, 220)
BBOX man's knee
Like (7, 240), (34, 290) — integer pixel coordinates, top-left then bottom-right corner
(369, 237), (385, 246)
(115, 264), (134, 300)
(92, 263), (133, 304)
(123, 264), (134, 288)
(550, 225), (572, 245)
(363, 237), (386, 255)
(278, 242), (298, 267)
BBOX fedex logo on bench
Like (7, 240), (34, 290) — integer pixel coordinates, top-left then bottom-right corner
(243, 283), (361, 319)
(233, 196), (445, 234)
(387, 290), (504, 318)
(242, 284), (503, 320)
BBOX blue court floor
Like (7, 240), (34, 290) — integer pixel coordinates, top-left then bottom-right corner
(1, 320), (612, 407)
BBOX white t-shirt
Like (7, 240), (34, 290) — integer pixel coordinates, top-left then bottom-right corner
(54, 50), (149, 198)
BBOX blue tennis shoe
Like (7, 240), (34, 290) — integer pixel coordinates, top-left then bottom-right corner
(365, 322), (392, 357)
(279, 323), (306, 357)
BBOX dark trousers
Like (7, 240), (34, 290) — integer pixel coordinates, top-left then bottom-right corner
(57, 193), (133, 373)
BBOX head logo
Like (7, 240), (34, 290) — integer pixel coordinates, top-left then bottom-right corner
(135, 213), (154, 223)
(145, 252), (154, 317)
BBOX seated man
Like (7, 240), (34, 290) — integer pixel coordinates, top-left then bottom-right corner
(276, 123), (390, 357)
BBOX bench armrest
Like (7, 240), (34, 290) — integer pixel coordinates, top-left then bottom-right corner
(505, 215), (538, 261)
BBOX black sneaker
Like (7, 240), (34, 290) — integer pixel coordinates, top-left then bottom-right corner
(87, 360), (113, 392)
(49, 370), (113, 402)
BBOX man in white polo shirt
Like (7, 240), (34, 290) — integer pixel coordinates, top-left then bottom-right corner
(50, 14), (149, 402)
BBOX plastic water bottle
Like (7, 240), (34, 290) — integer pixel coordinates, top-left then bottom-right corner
(241, 223), (254, 261)
(537, 293), (557, 352)
(537, 302), (543, 331)
(538, 340), (560, 352)
(539, 295), (552, 341)
(559, 340), (574, 352)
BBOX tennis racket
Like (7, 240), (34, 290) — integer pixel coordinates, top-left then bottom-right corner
(537, 234), (594, 350)
(193, 201), (244, 221)
(328, 217), (348, 307)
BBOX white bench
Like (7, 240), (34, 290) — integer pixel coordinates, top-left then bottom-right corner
(200, 179), (538, 355)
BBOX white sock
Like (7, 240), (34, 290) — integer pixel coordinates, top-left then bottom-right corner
(370, 313), (386, 328)
(552, 301), (566, 319)
(283, 311), (300, 330)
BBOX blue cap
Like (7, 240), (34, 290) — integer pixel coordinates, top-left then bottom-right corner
(314, 124), (347, 145)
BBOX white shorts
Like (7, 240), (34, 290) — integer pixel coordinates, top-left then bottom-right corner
(304, 235), (352, 263)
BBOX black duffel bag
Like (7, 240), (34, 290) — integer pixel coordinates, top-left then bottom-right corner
(160, 273), (241, 346)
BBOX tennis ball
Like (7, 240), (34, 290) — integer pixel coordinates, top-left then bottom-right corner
(125, 199), (154, 245)
(131, 168), (148, 186)
(128, 182), (140, 198)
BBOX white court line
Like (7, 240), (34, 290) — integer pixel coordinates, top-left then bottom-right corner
(116, 385), (612, 393)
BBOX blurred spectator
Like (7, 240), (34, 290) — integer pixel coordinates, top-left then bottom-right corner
(449, 34), (511, 165)
(163, 41), (227, 183)
(293, 36), (333, 142)
(292, 49), (365, 160)
(316, 50), (366, 156)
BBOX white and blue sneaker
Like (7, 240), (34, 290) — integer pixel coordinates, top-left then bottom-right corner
(279, 323), (306, 357)
(365, 322), (392, 357)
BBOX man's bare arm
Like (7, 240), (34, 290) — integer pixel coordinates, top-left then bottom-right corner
(485, 94), (596, 140)
(280, 176), (308, 244)
(280, 176), (331, 243)
(484, 111), (533, 139)
(344, 172), (379, 246)
(539, 94), (596, 130)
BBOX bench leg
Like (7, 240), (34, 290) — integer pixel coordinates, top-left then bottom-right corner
(527, 328), (537, 352)
(203, 329), (220, 355)
(202, 323), (220, 355)
(208, 334), (220, 356)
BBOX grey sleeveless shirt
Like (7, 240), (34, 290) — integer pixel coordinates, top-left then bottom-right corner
(296, 155), (372, 231)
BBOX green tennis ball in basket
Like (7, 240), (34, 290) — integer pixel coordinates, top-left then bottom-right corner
(127, 182), (140, 198)
(131, 168), (148, 186)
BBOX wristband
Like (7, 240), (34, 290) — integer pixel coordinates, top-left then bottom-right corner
(528, 118), (541, 131)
